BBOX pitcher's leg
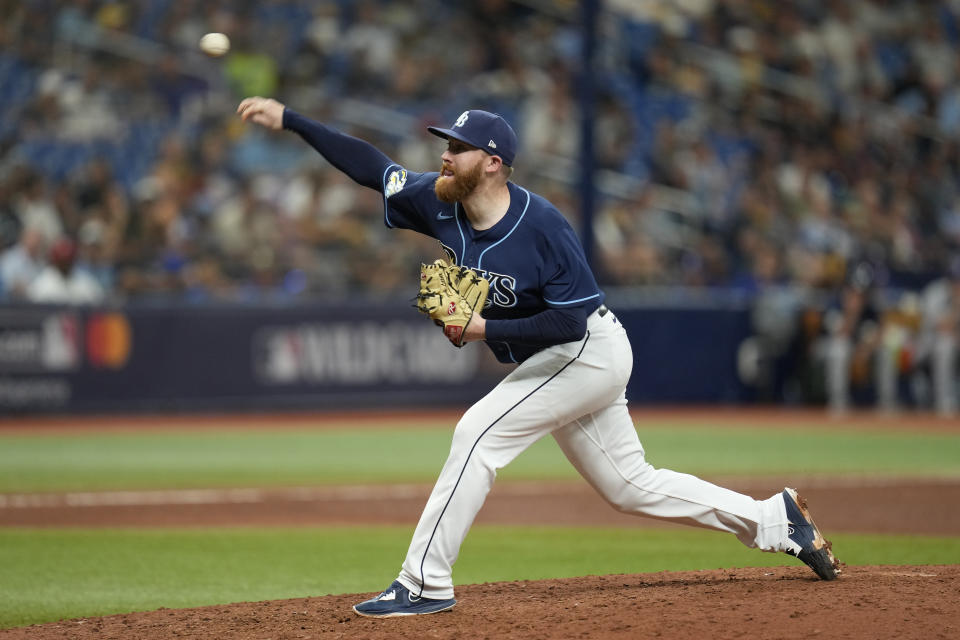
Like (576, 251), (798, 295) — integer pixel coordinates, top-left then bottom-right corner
(397, 362), (575, 599)
(398, 324), (629, 598)
(553, 399), (788, 550)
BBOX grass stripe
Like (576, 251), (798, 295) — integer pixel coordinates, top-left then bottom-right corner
(1, 425), (958, 492)
(1, 526), (958, 629)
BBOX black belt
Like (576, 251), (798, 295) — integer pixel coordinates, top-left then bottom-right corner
(597, 304), (609, 317)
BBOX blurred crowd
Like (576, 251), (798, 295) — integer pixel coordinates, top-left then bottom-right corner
(0, 0), (959, 412)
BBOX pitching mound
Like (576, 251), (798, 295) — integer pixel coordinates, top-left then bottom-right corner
(3, 565), (956, 639)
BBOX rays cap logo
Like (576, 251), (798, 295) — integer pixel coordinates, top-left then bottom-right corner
(428, 110), (518, 167)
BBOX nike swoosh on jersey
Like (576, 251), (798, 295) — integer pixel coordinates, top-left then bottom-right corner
(436, 211), (454, 220)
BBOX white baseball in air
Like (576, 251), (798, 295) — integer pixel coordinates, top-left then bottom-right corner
(199, 32), (230, 57)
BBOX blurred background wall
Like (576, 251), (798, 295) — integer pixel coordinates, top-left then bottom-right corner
(0, 0), (958, 416)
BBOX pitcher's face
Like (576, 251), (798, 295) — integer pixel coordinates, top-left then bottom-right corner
(434, 140), (485, 203)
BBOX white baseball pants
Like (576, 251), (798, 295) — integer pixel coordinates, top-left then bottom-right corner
(397, 307), (789, 599)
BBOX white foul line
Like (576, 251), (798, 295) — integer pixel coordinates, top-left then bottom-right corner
(1, 475), (957, 509)
(0, 485), (434, 509)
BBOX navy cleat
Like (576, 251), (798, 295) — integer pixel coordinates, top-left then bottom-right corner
(782, 488), (841, 580)
(352, 580), (457, 618)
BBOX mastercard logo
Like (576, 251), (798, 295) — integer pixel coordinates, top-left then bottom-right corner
(86, 312), (132, 369)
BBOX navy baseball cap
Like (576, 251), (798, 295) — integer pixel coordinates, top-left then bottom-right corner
(428, 110), (518, 167)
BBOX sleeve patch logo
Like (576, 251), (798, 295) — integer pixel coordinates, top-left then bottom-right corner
(385, 169), (407, 197)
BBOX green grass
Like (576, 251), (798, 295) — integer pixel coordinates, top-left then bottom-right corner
(1, 418), (958, 629)
(1, 526), (958, 629)
(1, 423), (958, 492)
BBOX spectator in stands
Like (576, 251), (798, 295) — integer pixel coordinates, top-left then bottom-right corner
(12, 171), (62, 246)
(224, 16), (280, 99)
(730, 236), (786, 297)
(0, 226), (46, 302)
(0, 177), (24, 251)
(75, 217), (118, 293)
(1, 0), (960, 324)
(27, 237), (105, 305)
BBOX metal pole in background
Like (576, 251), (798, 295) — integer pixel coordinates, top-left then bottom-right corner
(579, 0), (599, 270)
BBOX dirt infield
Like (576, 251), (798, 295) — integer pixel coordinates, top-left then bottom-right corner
(2, 478), (960, 534)
(2, 409), (958, 638)
(2, 478), (960, 639)
(3, 406), (959, 434)
(2, 566), (957, 640)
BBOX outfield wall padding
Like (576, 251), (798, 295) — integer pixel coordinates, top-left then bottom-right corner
(0, 300), (752, 413)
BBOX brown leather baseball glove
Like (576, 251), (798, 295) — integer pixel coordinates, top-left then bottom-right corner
(415, 259), (489, 347)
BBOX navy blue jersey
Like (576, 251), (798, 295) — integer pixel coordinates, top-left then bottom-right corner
(280, 109), (604, 364)
(381, 165), (604, 363)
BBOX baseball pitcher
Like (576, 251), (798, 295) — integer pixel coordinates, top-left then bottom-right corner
(237, 98), (840, 618)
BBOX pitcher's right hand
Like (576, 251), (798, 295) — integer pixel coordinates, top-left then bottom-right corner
(237, 97), (285, 130)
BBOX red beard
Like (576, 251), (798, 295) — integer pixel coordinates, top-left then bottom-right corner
(434, 159), (483, 203)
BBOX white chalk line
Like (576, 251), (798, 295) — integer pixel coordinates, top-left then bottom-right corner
(0, 485), (430, 509)
(1, 475), (957, 509)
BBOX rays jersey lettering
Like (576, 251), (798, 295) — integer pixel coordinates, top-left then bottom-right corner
(435, 244), (515, 309)
(477, 269), (517, 308)
(437, 243), (517, 309)
(382, 167), (604, 363)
